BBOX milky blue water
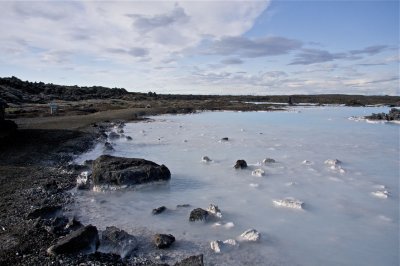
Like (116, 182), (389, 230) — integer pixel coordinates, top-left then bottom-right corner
(74, 107), (399, 266)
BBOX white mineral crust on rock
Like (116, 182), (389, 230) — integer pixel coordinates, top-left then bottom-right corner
(324, 159), (342, 166)
(210, 239), (239, 253)
(252, 169), (265, 177)
(238, 229), (260, 242)
(371, 190), (389, 199)
(207, 204), (222, 218)
(273, 198), (304, 209)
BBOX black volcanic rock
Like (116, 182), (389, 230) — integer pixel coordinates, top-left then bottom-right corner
(92, 155), (171, 186)
(47, 225), (99, 255)
(234, 160), (247, 169)
(189, 208), (208, 222)
(153, 234), (175, 249)
(366, 108), (400, 121)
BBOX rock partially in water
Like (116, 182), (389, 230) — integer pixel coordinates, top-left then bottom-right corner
(324, 159), (342, 166)
(126, 135), (133, 141)
(104, 142), (114, 151)
(152, 206), (167, 215)
(174, 254), (204, 266)
(220, 137), (229, 141)
(100, 226), (137, 258)
(273, 198), (304, 209)
(210, 239), (238, 253)
(207, 204), (222, 218)
(365, 108), (400, 121)
(92, 155), (171, 187)
(108, 132), (120, 140)
(325, 159), (345, 173)
(238, 229), (261, 242)
(251, 169), (265, 177)
(201, 156), (212, 163)
(47, 225), (99, 255)
(189, 208), (209, 222)
(153, 233), (175, 249)
(234, 160), (247, 169)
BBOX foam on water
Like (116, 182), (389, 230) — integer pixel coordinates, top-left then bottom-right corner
(73, 107), (399, 266)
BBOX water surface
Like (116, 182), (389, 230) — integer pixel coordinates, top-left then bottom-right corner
(74, 107), (399, 266)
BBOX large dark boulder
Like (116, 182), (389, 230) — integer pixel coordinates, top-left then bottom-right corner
(47, 225), (99, 255)
(92, 155), (171, 186)
(234, 160), (247, 169)
(189, 208), (208, 222)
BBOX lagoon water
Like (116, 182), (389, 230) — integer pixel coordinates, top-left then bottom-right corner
(74, 107), (399, 266)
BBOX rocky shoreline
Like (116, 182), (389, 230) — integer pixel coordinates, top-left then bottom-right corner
(0, 116), (207, 265)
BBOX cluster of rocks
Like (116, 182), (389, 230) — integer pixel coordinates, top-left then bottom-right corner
(365, 108), (400, 121)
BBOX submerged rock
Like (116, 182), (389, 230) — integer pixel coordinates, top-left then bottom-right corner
(176, 204), (190, 208)
(92, 155), (171, 187)
(238, 229), (260, 242)
(273, 198), (304, 209)
(152, 206), (167, 215)
(234, 160), (247, 169)
(153, 234), (175, 249)
(251, 169), (265, 177)
(100, 226), (137, 258)
(174, 254), (204, 266)
(177, 204), (191, 208)
(207, 204), (222, 218)
(371, 190), (390, 199)
(263, 158), (276, 164)
(189, 208), (209, 222)
(47, 225), (99, 255)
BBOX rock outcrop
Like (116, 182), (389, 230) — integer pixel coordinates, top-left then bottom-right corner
(47, 225), (99, 255)
(365, 108), (400, 121)
(92, 155), (171, 187)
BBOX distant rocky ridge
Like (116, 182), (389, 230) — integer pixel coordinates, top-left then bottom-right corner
(0, 76), (129, 104)
(1, 76), (400, 106)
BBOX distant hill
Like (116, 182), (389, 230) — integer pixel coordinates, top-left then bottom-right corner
(0, 76), (129, 104)
(1, 76), (399, 106)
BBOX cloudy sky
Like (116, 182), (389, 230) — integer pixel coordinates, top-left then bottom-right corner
(0, 0), (398, 95)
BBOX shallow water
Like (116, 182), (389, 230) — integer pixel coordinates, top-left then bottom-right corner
(73, 107), (399, 266)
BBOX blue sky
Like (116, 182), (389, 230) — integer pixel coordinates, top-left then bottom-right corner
(0, 0), (398, 95)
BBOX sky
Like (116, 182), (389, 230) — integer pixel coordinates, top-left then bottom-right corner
(0, 0), (398, 95)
